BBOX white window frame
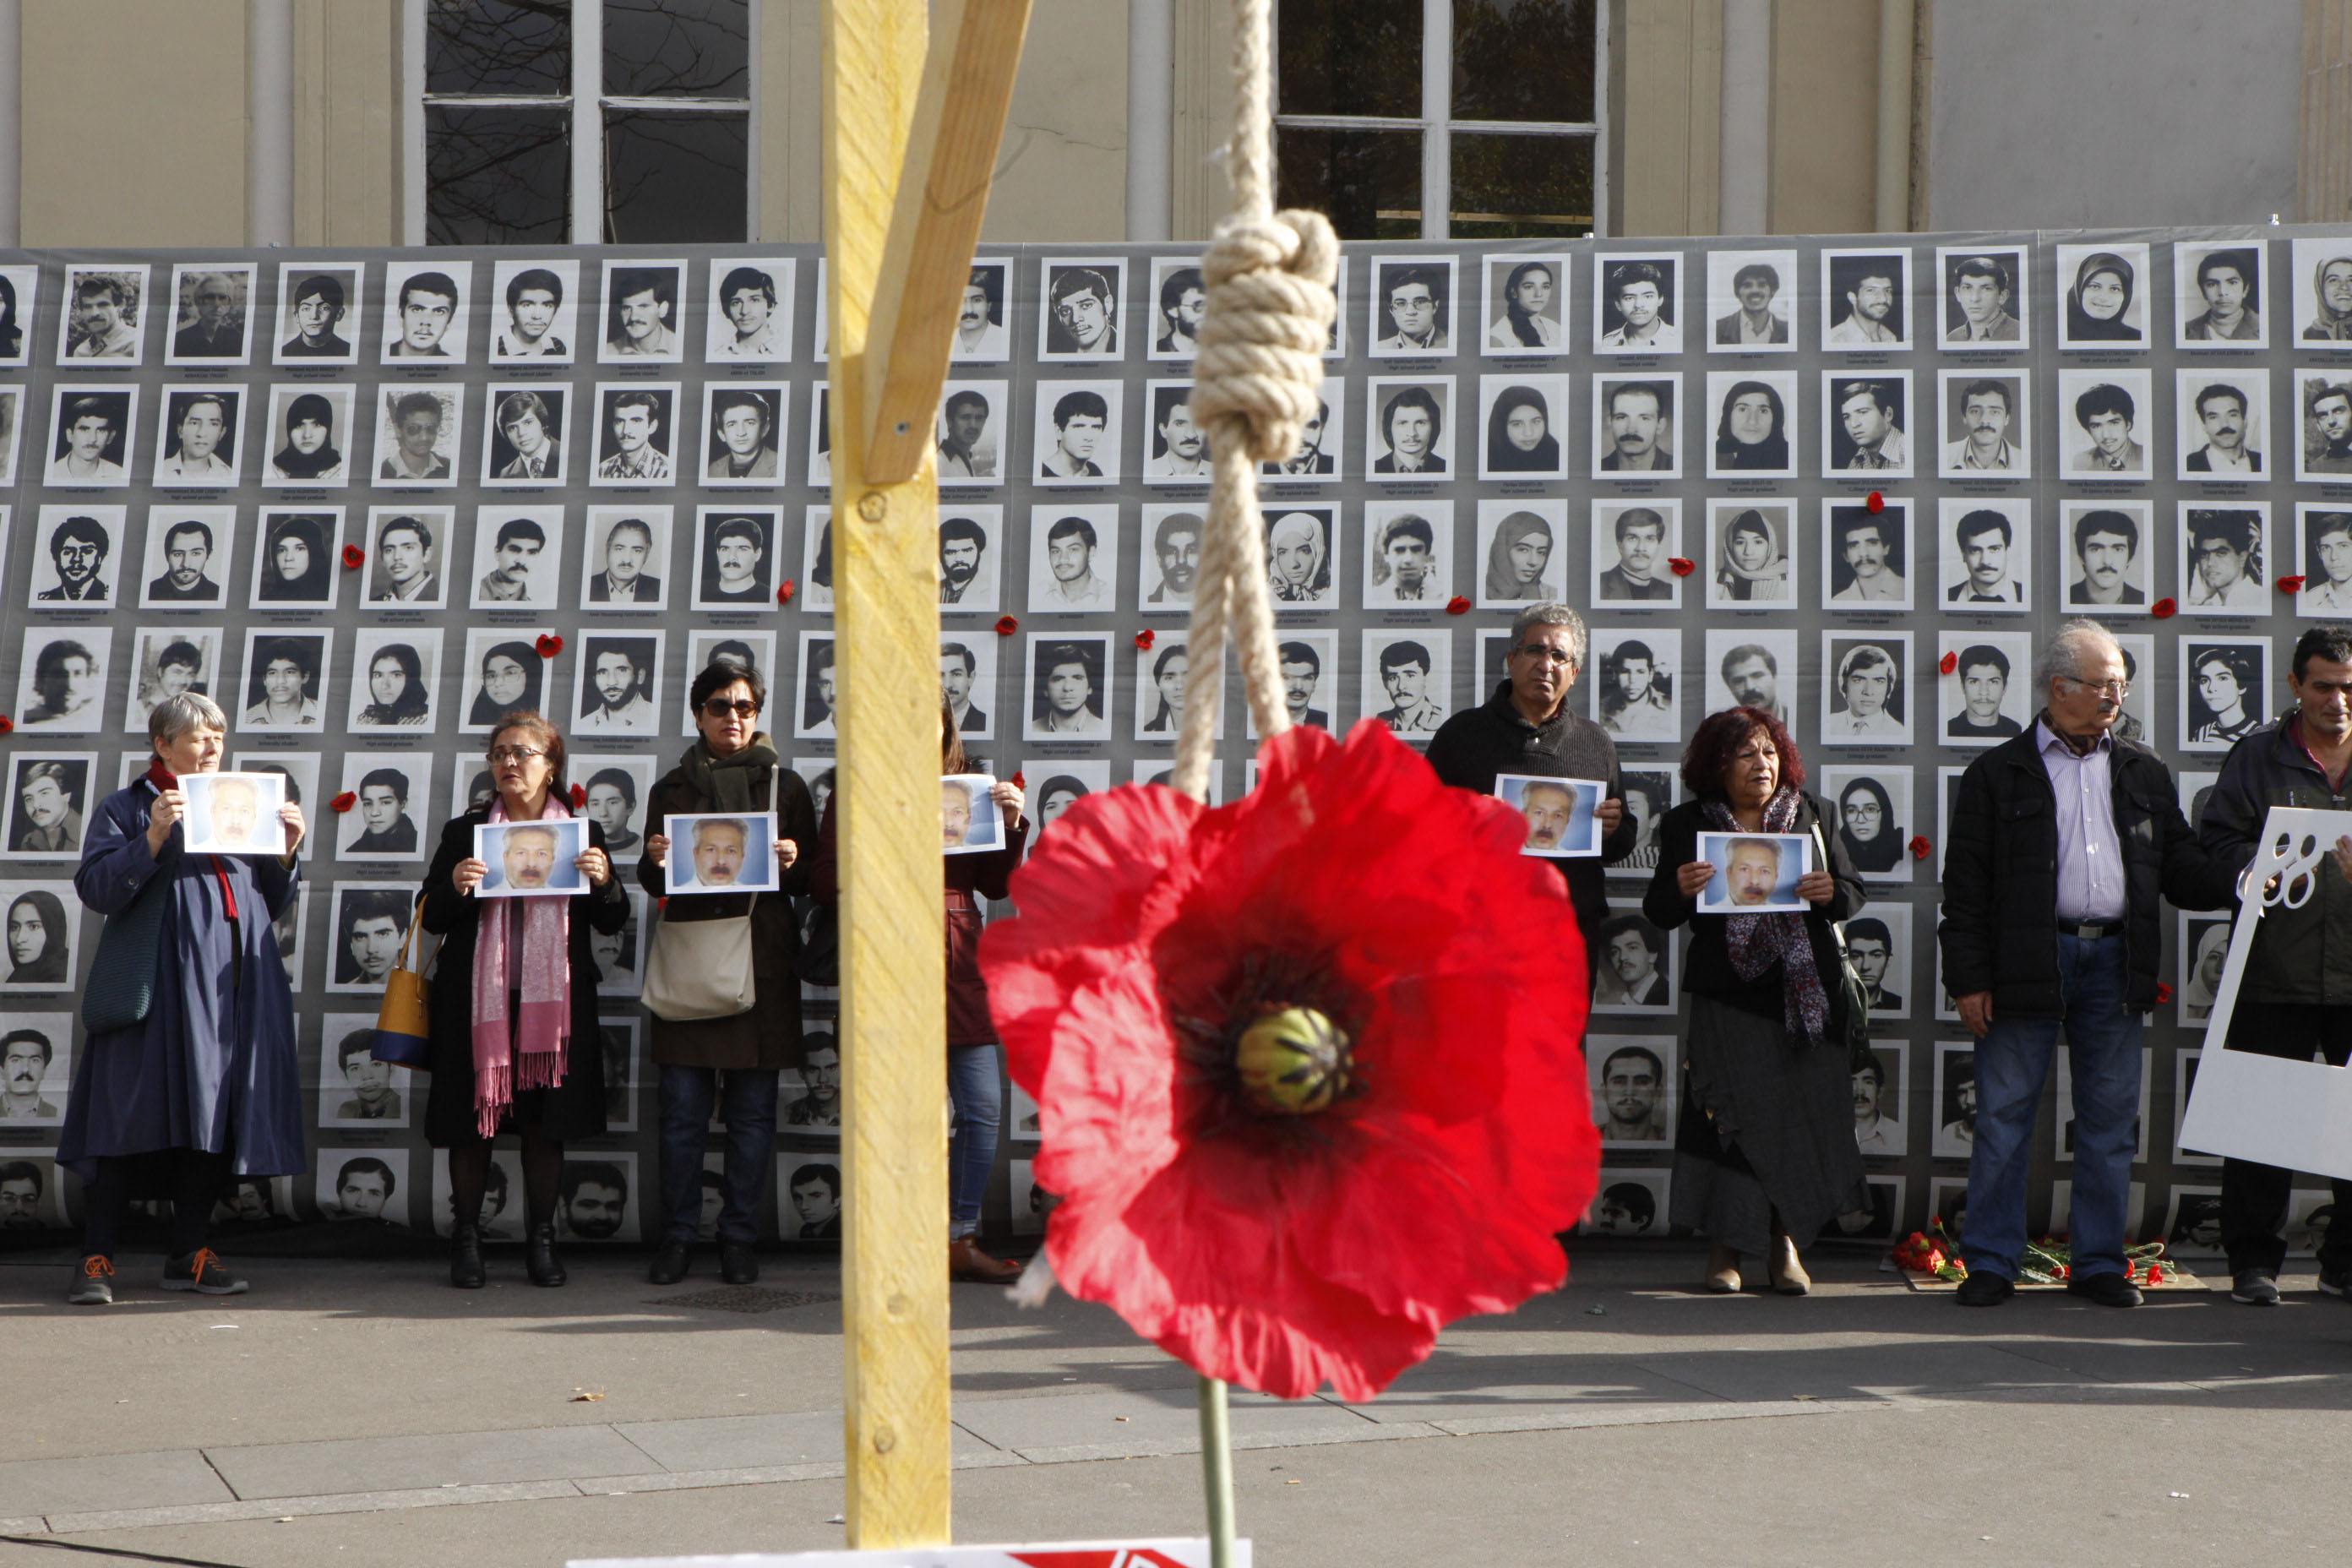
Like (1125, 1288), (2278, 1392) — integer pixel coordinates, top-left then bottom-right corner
(403, 0), (760, 246)
(1271, 0), (1608, 240)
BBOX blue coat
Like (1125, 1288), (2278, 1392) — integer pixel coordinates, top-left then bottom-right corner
(57, 781), (308, 1183)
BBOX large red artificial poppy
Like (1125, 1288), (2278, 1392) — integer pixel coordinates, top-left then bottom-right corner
(982, 719), (1599, 1402)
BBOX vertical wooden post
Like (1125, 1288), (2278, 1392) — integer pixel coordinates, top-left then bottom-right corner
(824, 0), (952, 1547)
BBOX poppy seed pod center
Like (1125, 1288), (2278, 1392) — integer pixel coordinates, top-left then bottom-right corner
(1233, 1004), (1353, 1114)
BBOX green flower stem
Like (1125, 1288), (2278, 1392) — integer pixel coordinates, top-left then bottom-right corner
(1197, 1373), (1237, 1568)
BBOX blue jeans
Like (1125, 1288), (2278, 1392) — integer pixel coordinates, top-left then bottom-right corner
(947, 1044), (1003, 1240)
(1962, 934), (2142, 1282)
(656, 1064), (779, 1245)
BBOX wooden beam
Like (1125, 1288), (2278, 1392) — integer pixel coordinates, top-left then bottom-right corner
(859, 0), (1036, 482)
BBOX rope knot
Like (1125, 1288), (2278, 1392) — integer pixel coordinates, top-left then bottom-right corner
(1190, 208), (1339, 463)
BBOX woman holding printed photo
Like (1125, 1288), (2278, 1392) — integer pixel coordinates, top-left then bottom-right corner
(1643, 706), (1867, 1298)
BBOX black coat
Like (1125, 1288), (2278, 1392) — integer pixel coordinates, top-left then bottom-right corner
(418, 811), (629, 1146)
(2198, 712), (2352, 1004)
(1939, 727), (2235, 1018)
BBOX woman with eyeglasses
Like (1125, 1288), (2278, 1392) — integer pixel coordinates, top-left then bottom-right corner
(637, 662), (817, 1288)
(419, 710), (626, 1289)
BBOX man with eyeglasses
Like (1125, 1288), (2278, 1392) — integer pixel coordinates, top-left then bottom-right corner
(1426, 603), (1637, 958)
(1941, 620), (2235, 1310)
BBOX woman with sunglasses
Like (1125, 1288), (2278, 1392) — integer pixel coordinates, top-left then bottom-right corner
(637, 662), (818, 1288)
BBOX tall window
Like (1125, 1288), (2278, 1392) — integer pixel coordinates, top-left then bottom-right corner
(1275, 0), (1604, 241)
(413, 0), (754, 246)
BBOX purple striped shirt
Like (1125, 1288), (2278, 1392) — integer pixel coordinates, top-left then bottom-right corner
(2037, 719), (2126, 922)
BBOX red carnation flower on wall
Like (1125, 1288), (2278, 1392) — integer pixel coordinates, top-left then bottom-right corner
(340, 543), (365, 569)
(329, 791), (357, 814)
(535, 633), (564, 657)
(569, 782), (588, 809)
(1445, 595), (1471, 614)
(995, 615), (1020, 636)
(778, 579), (798, 605)
(982, 721), (1600, 1402)
(1134, 629), (1156, 651)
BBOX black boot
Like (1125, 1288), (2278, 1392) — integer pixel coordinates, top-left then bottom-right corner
(526, 1222), (567, 1288)
(450, 1222), (486, 1290)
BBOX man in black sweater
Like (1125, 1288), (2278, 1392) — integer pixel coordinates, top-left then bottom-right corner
(1426, 603), (1637, 950)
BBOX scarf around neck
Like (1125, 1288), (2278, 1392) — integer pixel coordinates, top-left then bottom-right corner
(1701, 787), (1831, 1046)
(678, 732), (778, 812)
(471, 792), (573, 1136)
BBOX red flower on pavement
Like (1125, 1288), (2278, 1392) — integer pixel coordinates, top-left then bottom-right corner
(1445, 595), (1471, 614)
(1666, 558), (1696, 577)
(1134, 629), (1157, 651)
(995, 614), (1020, 636)
(982, 720), (1600, 1402)
(2151, 597), (2177, 618)
(329, 791), (357, 814)
(2280, 574), (2307, 595)
(777, 579), (797, 605)
(340, 543), (365, 569)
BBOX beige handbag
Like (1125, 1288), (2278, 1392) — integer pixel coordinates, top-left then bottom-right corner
(642, 906), (757, 1021)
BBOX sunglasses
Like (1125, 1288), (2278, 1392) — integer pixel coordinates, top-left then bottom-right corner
(703, 699), (760, 719)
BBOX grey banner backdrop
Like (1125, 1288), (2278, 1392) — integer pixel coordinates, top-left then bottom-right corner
(0, 230), (2342, 1259)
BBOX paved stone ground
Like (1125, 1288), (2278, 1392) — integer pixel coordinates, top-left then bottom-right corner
(1, 1241), (2347, 1566)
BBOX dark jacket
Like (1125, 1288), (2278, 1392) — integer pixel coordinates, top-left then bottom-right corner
(418, 810), (629, 1146)
(2199, 711), (2352, 1004)
(636, 754), (818, 1069)
(1940, 725), (2235, 1018)
(1425, 681), (1638, 941)
(1642, 792), (1864, 1026)
(808, 797), (1030, 1046)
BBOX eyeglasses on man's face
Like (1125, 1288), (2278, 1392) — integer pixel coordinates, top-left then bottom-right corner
(1512, 644), (1576, 667)
(704, 698), (760, 719)
(2056, 676), (2131, 699)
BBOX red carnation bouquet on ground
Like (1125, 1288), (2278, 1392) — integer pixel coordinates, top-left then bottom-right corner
(982, 719), (1602, 1402)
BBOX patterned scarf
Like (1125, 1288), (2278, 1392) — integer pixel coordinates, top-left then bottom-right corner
(470, 793), (573, 1136)
(1701, 787), (1831, 1046)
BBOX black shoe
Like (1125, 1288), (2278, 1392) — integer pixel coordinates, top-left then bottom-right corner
(720, 1240), (758, 1285)
(526, 1222), (567, 1288)
(450, 1223), (486, 1290)
(161, 1249), (248, 1296)
(649, 1239), (691, 1286)
(2066, 1270), (2143, 1308)
(2318, 1260), (2352, 1298)
(1953, 1269), (2014, 1307)
(68, 1255), (115, 1306)
(2230, 1268), (2281, 1305)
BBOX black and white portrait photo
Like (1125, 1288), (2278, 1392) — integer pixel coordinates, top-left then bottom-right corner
(1587, 1037), (1674, 1141)
(1135, 638), (1208, 742)
(344, 629), (439, 734)
(936, 506), (1003, 611)
(795, 631), (838, 740)
(1262, 388), (1340, 480)
(2178, 914), (2231, 1027)
(25, 504), (122, 607)
(1592, 375), (1679, 478)
(1363, 501), (1452, 607)
(134, 506), (228, 607)
(808, 384), (833, 487)
(939, 635), (998, 740)
(2110, 634), (2157, 746)
(13, 629), (109, 735)
(596, 891), (645, 1000)
(1706, 370), (1796, 478)
(150, 386), (245, 487)
(60, 265), (146, 363)
(2180, 637), (2270, 751)
(572, 754), (655, 863)
(2060, 368), (2153, 479)
(694, 507), (781, 611)
(1823, 373), (1911, 476)
(1140, 505), (1205, 610)
(4, 755), (91, 860)
(1024, 761), (1109, 836)
(1250, 630), (1338, 738)
(326, 883), (411, 993)
(934, 380), (1001, 484)
(2293, 237), (2352, 345)
(1148, 259), (1207, 359)
(364, 507), (451, 607)
(1482, 253), (1568, 354)
(318, 1018), (411, 1130)
(1593, 912), (1677, 1016)
(1144, 380), (1211, 482)
(1594, 254), (1680, 354)
(162, 264), (255, 366)
(487, 259), (580, 363)
(1831, 1178), (1903, 1239)
(706, 258), (795, 362)
(1819, 632), (1912, 746)
(1024, 634), (1112, 741)
(45, 386), (137, 487)
(1820, 249), (1908, 351)
(1592, 627), (1680, 742)
(1704, 627), (1796, 731)
(950, 259), (1010, 362)
(2170, 1046), (2218, 1162)
(1589, 499), (1679, 606)
(334, 751), (432, 861)
(0, 1016), (69, 1123)
(1850, 1041), (1907, 1151)
(1940, 632), (2032, 744)
(1705, 500), (1794, 608)
(1359, 632), (1451, 739)
(1026, 504), (1119, 612)
(570, 632), (662, 740)
(1581, 1172), (1669, 1238)
(0, 881), (75, 990)
(2175, 242), (2267, 349)
(379, 262), (471, 362)
(1370, 256), (1456, 357)
(590, 382), (678, 486)
(802, 505), (835, 611)
(1818, 765), (1912, 882)
(236, 629), (331, 733)
(429, 1149), (522, 1240)
(1936, 246), (2026, 348)
(2057, 242), (2149, 348)
(259, 384), (354, 488)
(372, 386), (461, 487)
(1366, 377), (1455, 479)
(468, 507), (564, 612)
(248, 509), (343, 610)
(1032, 380), (1123, 484)
(1264, 506), (1338, 608)
(1824, 499), (1910, 609)
(1705, 249), (1795, 351)
(2061, 502), (2150, 609)
(2178, 504), (2269, 614)
(597, 259), (687, 362)
(0, 265), (30, 368)
(273, 264), (360, 364)
(1039, 259), (1125, 361)
(122, 626), (222, 736)
(2296, 504), (2352, 614)
(1476, 498), (1566, 609)
(0, 386), (30, 485)
(480, 386), (569, 487)
(600, 1017), (640, 1133)
(580, 506), (671, 612)
(2176, 371), (2268, 480)
(1931, 1044), (1979, 1159)
(2298, 372), (2352, 480)
(1478, 373), (1568, 481)
(318, 1148), (411, 1228)
(1936, 372), (2029, 477)
(1939, 498), (2033, 610)
(457, 629), (547, 734)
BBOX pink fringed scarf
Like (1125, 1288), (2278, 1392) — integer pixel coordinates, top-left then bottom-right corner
(471, 793), (573, 1136)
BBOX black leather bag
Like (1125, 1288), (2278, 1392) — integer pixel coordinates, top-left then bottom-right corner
(1810, 821), (1876, 1073)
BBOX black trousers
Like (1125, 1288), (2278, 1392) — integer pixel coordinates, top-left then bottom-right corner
(2218, 999), (2352, 1275)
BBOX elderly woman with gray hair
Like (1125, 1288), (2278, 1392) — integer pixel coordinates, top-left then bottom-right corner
(58, 693), (308, 1304)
